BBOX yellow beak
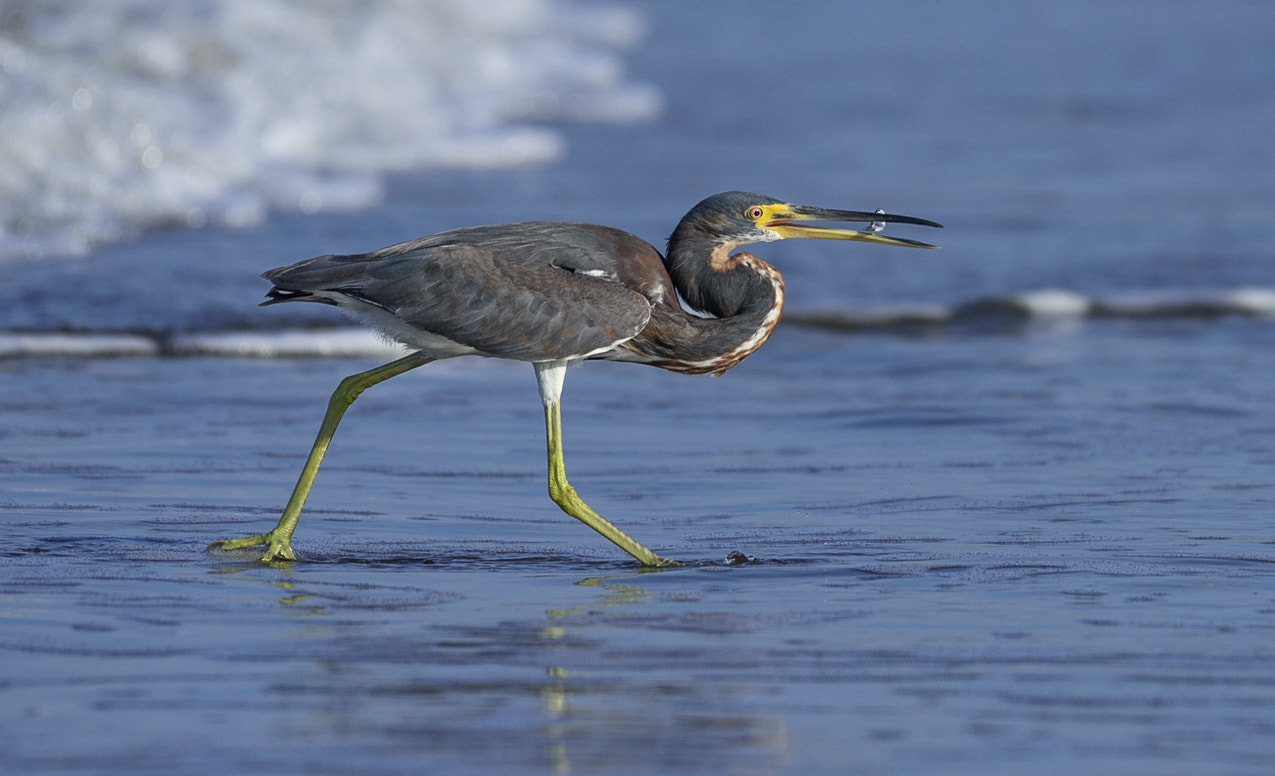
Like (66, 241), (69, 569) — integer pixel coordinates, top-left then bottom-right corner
(762, 203), (943, 249)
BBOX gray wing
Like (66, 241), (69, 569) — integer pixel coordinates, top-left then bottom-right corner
(262, 223), (660, 362)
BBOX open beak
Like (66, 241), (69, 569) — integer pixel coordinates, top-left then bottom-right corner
(764, 204), (943, 249)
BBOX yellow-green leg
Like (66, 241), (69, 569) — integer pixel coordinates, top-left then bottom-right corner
(544, 401), (678, 567)
(209, 352), (434, 561)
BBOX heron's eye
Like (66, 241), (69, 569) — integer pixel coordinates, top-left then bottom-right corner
(747, 207), (764, 220)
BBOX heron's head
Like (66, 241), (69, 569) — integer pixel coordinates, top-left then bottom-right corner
(674, 190), (942, 251)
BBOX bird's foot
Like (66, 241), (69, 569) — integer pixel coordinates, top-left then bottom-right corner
(207, 530), (296, 562)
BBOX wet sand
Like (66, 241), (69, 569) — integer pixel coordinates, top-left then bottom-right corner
(3, 321), (1274, 774)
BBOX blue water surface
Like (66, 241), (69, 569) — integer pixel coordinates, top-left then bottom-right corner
(2, 1), (1275, 774)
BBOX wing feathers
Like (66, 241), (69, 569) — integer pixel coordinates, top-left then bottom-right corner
(261, 224), (663, 362)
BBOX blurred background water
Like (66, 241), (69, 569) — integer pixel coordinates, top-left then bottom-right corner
(3, 0), (1274, 336)
(2, 1), (1274, 774)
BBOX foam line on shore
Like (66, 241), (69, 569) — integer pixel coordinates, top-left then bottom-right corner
(4, 287), (1273, 359)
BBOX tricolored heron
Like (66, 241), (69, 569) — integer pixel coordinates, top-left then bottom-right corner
(209, 191), (941, 566)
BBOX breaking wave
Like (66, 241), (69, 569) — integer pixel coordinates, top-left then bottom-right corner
(0, 0), (658, 259)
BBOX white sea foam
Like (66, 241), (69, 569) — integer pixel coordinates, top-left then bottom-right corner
(0, 0), (659, 259)
(0, 333), (159, 358)
(170, 329), (409, 358)
(1013, 289), (1092, 318)
(1226, 288), (1275, 318)
(786, 287), (1275, 332)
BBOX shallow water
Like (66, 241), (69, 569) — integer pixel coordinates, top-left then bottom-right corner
(4, 0), (1275, 773)
(4, 320), (1275, 774)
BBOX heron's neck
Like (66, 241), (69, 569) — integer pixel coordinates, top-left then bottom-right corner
(666, 230), (779, 315)
(619, 232), (784, 376)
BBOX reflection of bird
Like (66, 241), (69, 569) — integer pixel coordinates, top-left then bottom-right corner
(209, 191), (941, 566)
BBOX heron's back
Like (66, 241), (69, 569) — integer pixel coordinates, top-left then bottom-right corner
(261, 222), (674, 362)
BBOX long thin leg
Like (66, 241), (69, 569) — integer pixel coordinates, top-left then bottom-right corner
(543, 400), (678, 567)
(209, 352), (434, 561)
